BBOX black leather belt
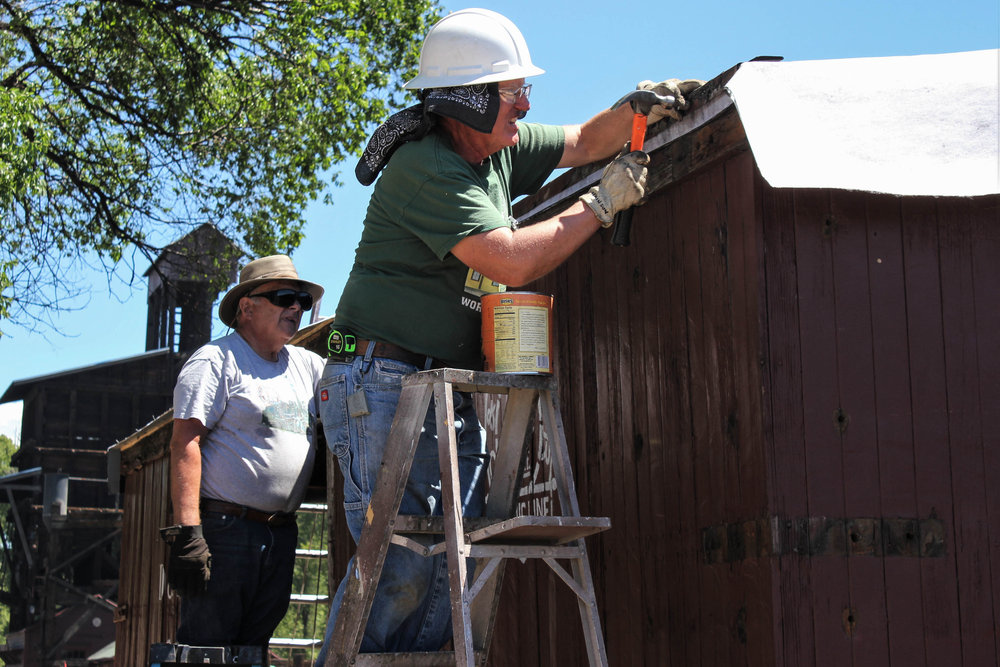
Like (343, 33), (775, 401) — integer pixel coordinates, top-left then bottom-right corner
(354, 339), (449, 370)
(200, 498), (296, 527)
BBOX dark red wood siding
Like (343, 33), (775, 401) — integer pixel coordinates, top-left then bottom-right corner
(755, 188), (999, 667)
(484, 111), (1000, 665)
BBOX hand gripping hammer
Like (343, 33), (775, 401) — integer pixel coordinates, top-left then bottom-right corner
(609, 89), (676, 246)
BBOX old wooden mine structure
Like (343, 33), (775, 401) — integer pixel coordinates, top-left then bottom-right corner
(0, 224), (237, 666)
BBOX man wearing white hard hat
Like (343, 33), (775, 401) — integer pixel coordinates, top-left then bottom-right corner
(316, 8), (702, 661)
(163, 255), (326, 660)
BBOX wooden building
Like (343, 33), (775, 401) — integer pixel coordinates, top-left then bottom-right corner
(110, 49), (998, 666)
(485, 49), (998, 666)
(0, 224), (237, 666)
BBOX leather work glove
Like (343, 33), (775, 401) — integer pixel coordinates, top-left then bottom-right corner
(580, 150), (650, 227)
(160, 524), (211, 597)
(637, 78), (706, 123)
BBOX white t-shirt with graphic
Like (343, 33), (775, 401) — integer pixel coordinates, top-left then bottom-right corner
(173, 332), (325, 513)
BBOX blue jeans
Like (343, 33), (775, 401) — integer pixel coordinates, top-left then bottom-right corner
(176, 511), (297, 650)
(314, 353), (487, 664)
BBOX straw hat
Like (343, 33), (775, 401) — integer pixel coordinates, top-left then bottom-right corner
(219, 255), (324, 328)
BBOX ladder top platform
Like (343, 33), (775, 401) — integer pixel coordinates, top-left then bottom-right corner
(402, 368), (557, 393)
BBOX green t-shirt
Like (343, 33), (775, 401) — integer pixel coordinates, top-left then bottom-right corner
(334, 122), (565, 369)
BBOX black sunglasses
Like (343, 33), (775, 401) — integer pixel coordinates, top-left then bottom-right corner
(247, 288), (314, 311)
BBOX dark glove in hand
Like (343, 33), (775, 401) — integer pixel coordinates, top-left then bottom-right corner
(161, 524), (211, 597)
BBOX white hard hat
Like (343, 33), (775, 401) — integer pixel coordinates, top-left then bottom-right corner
(404, 8), (545, 89)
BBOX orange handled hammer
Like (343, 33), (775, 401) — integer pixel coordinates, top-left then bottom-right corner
(609, 89), (676, 246)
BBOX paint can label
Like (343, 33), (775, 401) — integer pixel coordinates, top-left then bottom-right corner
(481, 292), (553, 374)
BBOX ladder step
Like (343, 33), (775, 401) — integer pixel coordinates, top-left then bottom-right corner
(289, 593), (330, 604)
(468, 515), (610, 544)
(394, 514), (611, 545)
(295, 548), (328, 558)
(353, 650), (486, 666)
(268, 638), (323, 649)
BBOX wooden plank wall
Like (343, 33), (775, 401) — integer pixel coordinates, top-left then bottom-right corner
(115, 425), (178, 667)
(488, 136), (999, 666)
(110, 151), (999, 667)
(485, 145), (773, 666)
(17, 354), (176, 455)
(759, 186), (1000, 667)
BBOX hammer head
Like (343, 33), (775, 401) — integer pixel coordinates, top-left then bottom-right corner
(611, 89), (676, 116)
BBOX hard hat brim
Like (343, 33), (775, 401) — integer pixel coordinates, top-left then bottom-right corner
(404, 64), (544, 90)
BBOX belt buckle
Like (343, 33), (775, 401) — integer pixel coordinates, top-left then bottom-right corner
(266, 512), (291, 526)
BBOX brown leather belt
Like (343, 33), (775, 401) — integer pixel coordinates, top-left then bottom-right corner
(200, 498), (296, 527)
(354, 338), (449, 370)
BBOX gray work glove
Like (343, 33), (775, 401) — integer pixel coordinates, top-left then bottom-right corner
(637, 78), (706, 123)
(580, 150), (650, 227)
(160, 524), (211, 597)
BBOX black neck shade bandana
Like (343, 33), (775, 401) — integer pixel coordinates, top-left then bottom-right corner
(355, 82), (504, 186)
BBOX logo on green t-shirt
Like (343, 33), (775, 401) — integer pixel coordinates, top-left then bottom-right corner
(464, 268), (503, 298)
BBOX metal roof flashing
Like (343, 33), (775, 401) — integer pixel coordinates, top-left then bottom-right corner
(513, 65), (739, 224)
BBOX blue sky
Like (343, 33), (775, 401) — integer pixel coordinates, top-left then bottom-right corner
(1, 0), (997, 440)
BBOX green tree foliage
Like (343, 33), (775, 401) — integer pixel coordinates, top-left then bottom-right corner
(0, 434), (14, 476)
(0, 0), (440, 332)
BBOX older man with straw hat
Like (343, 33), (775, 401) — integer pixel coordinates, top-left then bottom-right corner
(162, 254), (325, 660)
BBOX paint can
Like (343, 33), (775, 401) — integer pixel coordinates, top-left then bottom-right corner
(481, 292), (554, 374)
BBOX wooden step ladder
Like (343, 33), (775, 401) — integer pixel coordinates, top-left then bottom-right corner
(324, 368), (610, 667)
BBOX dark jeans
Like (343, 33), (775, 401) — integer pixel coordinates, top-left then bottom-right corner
(176, 511), (298, 651)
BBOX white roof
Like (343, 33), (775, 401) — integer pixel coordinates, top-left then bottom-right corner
(725, 49), (999, 197)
